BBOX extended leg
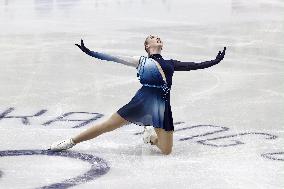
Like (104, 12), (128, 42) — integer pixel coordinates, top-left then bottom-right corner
(72, 112), (129, 144)
(49, 112), (129, 151)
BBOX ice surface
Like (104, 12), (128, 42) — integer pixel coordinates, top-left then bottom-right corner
(0, 0), (283, 188)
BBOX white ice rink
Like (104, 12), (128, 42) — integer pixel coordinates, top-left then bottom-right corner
(0, 0), (283, 188)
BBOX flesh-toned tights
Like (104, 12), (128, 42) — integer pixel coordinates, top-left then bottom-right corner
(72, 112), (173, 155)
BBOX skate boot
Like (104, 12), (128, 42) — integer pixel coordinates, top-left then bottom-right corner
(143, 126), (157, 145)
(48, 138), (76, 151)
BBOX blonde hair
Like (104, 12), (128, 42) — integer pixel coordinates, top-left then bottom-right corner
(144, 35), (163, 50)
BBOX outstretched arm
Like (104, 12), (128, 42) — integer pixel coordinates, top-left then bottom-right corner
(75, 39), (140, 68)
(173, 47), (226, 71)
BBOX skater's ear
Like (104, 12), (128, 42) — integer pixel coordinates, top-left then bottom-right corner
(144, 44), (150, 53)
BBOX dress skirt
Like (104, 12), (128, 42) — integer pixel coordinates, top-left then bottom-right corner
(117, 85), (174, 131)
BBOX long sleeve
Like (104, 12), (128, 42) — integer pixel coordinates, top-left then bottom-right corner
(76, 40), (140, 68)
(172, 59), (221, 71)
(83, 50), (137, 67)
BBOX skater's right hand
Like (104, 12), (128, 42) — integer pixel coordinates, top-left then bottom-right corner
(215, 47), (226, 61)
(75, 39), (91, 54)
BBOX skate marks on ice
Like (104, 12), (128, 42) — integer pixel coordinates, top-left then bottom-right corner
(0, 150), (110, 189)
(261, 152), (284, 162)
(135, 122), (283, 162)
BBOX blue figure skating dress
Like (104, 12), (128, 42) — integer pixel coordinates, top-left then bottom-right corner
(117, 54), (174, 131)
(75, 40), (225, 132)
(117, 53), (223, 131)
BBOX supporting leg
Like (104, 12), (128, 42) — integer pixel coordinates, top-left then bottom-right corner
(72, 112), (129, 144)
(151, 128), (173, 155)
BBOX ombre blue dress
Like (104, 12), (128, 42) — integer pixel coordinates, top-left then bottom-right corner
(76, 41), (224, 132)
(117, 54), (174, 131)
(116, 54), (222, 131)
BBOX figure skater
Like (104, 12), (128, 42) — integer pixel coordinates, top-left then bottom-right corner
(49, 35), (226, 155)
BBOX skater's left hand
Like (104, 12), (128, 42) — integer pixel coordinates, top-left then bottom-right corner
(215, 47), (226, 61)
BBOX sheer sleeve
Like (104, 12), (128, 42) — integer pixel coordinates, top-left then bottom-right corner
(84, 50), (140, 68)
(171, 59), (221, 71)
(77, 41), (140, 68)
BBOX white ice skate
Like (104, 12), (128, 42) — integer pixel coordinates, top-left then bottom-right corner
(48, 138), (76, 151)
(143, 126), (156, 145)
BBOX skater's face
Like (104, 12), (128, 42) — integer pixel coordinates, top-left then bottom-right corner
(144, 35), (163, 53)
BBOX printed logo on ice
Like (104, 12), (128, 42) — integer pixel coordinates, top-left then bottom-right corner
(0, 107), (283, 162)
